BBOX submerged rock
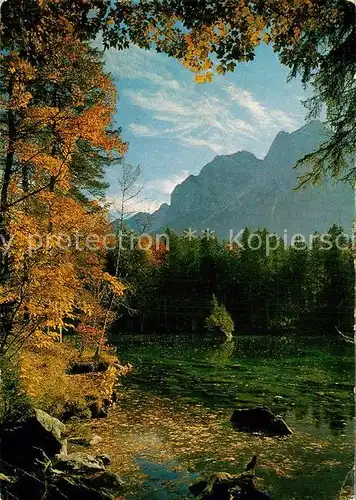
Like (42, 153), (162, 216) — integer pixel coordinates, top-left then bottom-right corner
(231, 407), (292, 436)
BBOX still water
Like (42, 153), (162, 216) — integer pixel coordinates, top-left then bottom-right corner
(85, 335), (354, 499)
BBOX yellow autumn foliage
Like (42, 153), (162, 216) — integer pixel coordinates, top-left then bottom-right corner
(19, 342), (123, 417)
(1, 16), (127, 353)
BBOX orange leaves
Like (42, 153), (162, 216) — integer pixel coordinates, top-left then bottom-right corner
(0, 5), (129, 354)
(76, 324), (103, 350)
(24, 106), (60, 128)
(181, 25), (217, 77)
(6, 55), (37, 80)
(3, 187), (124, 349)
(101, 272), (126, 297)
(66, 104), (127, 155)
(180, 12), (265, 83)
(19, 150), (65, 181)
(139, 236), (168, 266)
(10, 88), (33, 110)
(2, 54), (37, 109)
(195, 72), (213, 84)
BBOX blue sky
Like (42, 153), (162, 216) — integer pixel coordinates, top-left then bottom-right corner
(102, 43), (309, 213)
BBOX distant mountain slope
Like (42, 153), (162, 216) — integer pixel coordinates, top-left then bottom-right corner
(122, 121), (353, 237)
(121, 203), (169, 233)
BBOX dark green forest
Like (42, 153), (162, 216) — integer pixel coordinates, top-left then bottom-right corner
(108, 224), (353, 336)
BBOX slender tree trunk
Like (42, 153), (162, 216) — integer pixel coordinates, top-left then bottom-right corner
(353, 175), (356, 345)
(48, 89), (58, 233)
(0, 77), (16, 354)
(99, 202), (124, 352)
(0, 77), (15, 217)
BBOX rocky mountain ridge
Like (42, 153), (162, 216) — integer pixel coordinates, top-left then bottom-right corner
(123, 121), (352, 237)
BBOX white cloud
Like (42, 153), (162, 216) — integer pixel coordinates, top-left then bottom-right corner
(104, 44), (301, 157)
(226, 84), (298, 131)
(125, 88), (257, 155)
(106, 194), (161, 216)
(148, 170), (190, 195)
(129, 123), (160, 137)
(104, 45), (181, 90)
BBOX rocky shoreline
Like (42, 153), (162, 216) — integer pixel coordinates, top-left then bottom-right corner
(1, 400), (295, 499)
(0, 408), (124, 499)
(0, 351), (130, 500)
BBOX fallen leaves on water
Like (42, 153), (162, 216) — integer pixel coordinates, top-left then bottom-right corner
(68, 386), (351, 495)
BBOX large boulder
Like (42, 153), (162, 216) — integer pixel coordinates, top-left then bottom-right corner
(1, 409), (123, 500)
(1, 408), (67, 467)
(49, 454), (124, 500)
(48, 470), (124, 500)
(231, 407), (292, 436)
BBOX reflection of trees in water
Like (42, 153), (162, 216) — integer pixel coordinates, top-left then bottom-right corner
(120, 336), (354, 433)
(232, 336), (353, 360)
(207, 340), (236, 366)
(290, 396), (351, 430)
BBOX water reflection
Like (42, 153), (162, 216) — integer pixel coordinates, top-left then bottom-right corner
(127, 459), (197, 500)
(117, 335), (354, 431)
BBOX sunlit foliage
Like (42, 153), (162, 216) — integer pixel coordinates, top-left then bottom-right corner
(0, 2), (126, 353)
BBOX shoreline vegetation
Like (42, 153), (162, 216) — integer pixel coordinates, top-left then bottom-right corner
(0, 341), (131, 499)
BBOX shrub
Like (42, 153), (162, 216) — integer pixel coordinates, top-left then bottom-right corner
(0, 357), (32, 426)
(205, 295), (234, 338)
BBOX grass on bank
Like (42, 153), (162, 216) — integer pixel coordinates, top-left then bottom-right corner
(17, 341), (120, 419)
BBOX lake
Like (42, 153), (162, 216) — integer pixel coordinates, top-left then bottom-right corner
(83, 335), (354, 499)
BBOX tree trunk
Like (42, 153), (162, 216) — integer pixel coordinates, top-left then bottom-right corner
(353, 175), (356, 345)
(0, 77), (16, 354)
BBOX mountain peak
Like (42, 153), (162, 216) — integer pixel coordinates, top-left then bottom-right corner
(265, 120), (327, 165)
(123, 121), (351, 237)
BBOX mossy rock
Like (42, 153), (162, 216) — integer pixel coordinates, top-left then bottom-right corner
(62, 401), (92, 421)
(48, 471), (123, 500)
(52, 452), (106, 474)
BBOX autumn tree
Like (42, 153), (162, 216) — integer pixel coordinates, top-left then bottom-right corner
(0, 2), (126, 354)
